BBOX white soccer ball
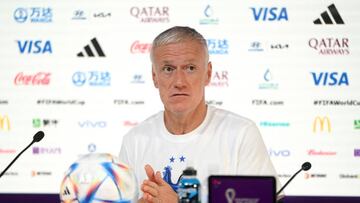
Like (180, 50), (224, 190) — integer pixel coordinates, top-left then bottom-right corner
(59, 153), (137, 203)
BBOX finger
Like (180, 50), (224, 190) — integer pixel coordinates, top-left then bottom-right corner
(143, 193), (150, 202)
(139, 196), (148, 203)
(143, 180), (159, 188)
(154, 171), (166, 186)
(143, 192), (157, 203)
(145, 164), (155, 181)
(146, 194), (154, 202)
(141, 182), (159, 197)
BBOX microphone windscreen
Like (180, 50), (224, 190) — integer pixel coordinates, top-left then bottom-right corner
(301, 162), (312, 171)
(33, 131), (45, 142)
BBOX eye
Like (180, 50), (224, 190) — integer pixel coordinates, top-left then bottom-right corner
(185, 65), (196, 73)
(162, 66), (175, 74)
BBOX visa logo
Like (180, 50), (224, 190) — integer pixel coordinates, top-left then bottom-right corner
(250, 7), (288, 21)
(311, 72), (349, 86)
(78, 121), (107, 128)
(269, 149), (290, 157)
(17, 40), (52, 54)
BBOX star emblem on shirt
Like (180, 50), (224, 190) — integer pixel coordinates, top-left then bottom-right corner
(179, 155), (186, 162)
(170, 156), (175, 163)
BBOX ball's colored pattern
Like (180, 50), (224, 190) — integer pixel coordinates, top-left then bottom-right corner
(60, 153), (136, 203)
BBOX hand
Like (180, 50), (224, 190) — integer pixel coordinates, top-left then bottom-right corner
(140, 164), (178, 203)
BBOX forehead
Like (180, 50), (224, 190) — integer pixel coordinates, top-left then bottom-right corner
(152, 41), (205, 64)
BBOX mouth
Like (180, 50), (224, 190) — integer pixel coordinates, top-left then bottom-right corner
(171, 93), (189, 97)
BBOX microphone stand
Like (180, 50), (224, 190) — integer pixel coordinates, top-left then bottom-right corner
(0, 131), (44, 178)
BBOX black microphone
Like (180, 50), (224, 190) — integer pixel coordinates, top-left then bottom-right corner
(276, 162), (312, 196)
(0, 131), (45, 178)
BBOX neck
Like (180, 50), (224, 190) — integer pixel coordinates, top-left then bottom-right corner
(164, 103), (207, 135)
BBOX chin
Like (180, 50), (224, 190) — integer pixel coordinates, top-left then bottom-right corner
(165, 104), (190, 114)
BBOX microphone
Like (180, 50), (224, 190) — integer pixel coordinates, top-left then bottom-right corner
(276, 162), (312, 196)
(0, 131), (45, 178)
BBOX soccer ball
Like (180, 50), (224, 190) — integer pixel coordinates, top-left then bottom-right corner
(59, 153), (137, 203)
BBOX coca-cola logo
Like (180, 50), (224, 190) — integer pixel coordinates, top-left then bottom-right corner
(130, 41), (152, 53)
(14, 72), (51, 85)
(123, 120), (138, 127)
(0, 148), (16, 154)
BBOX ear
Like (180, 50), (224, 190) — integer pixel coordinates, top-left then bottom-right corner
(205, 61), (212, 86)
(152, 65), (159, 88)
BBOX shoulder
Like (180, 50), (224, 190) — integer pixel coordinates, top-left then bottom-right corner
(207, 106), (261, 143)
(122, 111), (163, 142)
(209, 106), (256, 128)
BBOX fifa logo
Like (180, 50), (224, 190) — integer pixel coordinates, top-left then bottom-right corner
(312, 116), (331, 133)
(0, 115), (10, 131)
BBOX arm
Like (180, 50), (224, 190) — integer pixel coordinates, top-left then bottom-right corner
(236, 124), (274, 174)
(236, 123), (283, 193)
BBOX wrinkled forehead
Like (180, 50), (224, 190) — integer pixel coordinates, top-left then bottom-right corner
(152, 42), (207, 66)
(151, 39), (209, 63)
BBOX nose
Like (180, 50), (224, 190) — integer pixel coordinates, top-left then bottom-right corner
(173, 69), (187, 89)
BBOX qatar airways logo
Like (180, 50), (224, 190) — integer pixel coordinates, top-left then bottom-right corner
(308, 38), (349, 55)
(208, 70), (229, 87)
(130, 6), (169, 23)
(307, 149), (336, 156)
(14, 72), (51, 85)
(130, 41), (152, 54)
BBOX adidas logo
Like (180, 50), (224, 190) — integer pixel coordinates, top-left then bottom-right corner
(314, 4), (344, 24)
(62, 186), (71, 196)
(77, 37), (105, 57)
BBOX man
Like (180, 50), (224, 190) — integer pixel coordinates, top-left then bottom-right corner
(119, 26), (280, 203)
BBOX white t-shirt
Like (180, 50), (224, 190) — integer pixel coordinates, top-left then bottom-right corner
(119, 106), (280, 202)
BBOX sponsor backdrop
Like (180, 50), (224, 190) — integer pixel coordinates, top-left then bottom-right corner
(0, 0), (359, 198)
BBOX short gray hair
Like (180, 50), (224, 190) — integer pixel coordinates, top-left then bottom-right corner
(150, 26), (209, 63)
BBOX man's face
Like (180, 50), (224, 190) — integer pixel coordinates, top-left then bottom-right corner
(152, 40), (212, 115)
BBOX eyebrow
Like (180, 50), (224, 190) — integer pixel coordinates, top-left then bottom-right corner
(161, 59), (197, 65)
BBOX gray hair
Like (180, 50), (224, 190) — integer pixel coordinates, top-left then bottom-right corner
(150, 26), (209, 63)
